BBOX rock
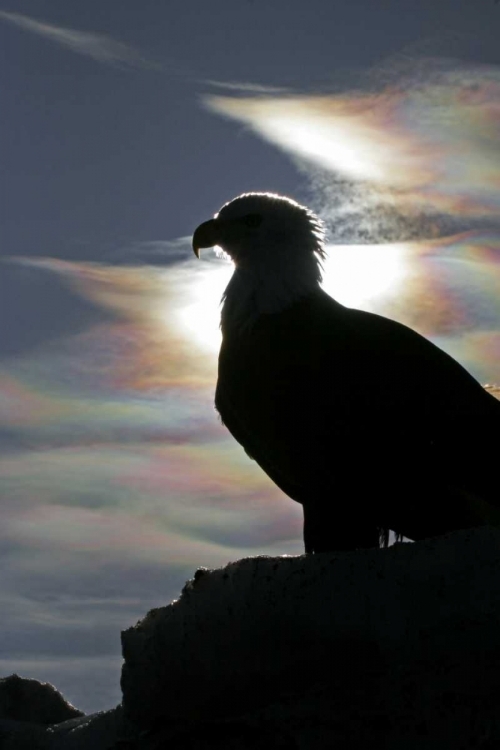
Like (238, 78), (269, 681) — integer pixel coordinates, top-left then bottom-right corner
(5, 526), (500, 748)
(0, 706), (140, 750)
(0, 717), (51, 750)
(47, 706), (137, 750)
(134, 719), (298, 749)
(0, 675), (83, 725)
(121, 526), (500, 747)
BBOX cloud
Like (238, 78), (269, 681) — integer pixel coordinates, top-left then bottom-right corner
(102, 237), (196, 266)
(0, 10), (154, 68)
(2, 235), (498, 711)
(0, 253), (303, 710)
(203, 59), (500, 243)
(201, 79), (290, 94)
(0, 255), (239, 546)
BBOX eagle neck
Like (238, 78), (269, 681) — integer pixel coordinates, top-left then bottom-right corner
(220, 258), (322, 335)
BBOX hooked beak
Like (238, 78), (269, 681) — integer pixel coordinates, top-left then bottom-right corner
(192, 218), (220, 259)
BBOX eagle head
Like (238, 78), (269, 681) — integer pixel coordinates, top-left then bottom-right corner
(192, 192), (327, 326)
(192, 192), (325, 267)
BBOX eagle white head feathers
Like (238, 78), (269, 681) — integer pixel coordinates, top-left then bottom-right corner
(192, 192), (500, 554)
(193, 192), (326, 330)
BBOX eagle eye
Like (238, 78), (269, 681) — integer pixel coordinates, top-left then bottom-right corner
(241, 213), (263, 228)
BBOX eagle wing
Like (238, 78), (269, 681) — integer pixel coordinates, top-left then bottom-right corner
(216, 289), (500, 543)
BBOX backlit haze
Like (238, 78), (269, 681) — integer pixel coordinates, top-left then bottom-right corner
(1, 0), (500, 715)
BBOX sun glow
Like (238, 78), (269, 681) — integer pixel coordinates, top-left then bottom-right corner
(262, 111), (386, 183)
(171, 244), (409, 355)
(322, 243), (409, 309)
(205, 96), (396, 185)
(173, 260), (234, 354)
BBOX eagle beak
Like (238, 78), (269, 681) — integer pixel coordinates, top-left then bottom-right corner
(192, 219), (220, 259)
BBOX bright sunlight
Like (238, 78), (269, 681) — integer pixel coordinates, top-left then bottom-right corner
(172, 243), (409, 354)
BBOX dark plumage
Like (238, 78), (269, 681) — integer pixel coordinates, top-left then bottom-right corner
(193, 192), (500, 553)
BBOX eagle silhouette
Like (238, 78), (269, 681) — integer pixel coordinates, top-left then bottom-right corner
(193, 192), (500, 553)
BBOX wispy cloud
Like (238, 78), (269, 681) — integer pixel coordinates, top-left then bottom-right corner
(201, 79), (290, 94)
(0, 10), (154, 68)
(204, 59), (500, 243)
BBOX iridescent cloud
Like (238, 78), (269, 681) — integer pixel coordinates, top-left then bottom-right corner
(1, 254), (302, 579)
(2, 168), (499, 656)
(202, 62), (500, 385)
(3, 58), (500, 715)
(205, 61), (500, 222)
(2, 219), (498, 714)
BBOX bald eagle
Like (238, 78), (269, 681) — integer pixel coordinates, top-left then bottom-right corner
(193, 192), (500, 553)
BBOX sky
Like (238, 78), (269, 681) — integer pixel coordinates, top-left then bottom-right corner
(1, 0), (500, 715)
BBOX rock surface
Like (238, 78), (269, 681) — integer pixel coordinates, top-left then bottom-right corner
(121, 526), (500, 747)
(0, 675), (83, 725)
(0, 706), (138, 750)
(4, 525), (500, 748)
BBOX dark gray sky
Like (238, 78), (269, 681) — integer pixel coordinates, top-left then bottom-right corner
(1, 0), (500, 715)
